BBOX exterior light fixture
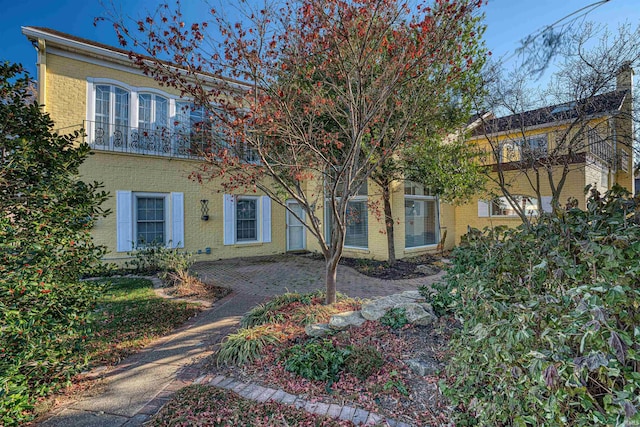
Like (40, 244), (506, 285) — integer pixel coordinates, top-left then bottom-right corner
(200, 199), (209, 221)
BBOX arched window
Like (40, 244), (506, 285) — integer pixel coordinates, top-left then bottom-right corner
(93, 84), (129, 148)
(138, 93), (168, 129)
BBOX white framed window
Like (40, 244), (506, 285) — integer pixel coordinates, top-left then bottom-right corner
(93, 84), (130, 149)
(325, 181), (369, 249)
(223, 194), (272, 245)
(521, 135), (548, 160)
(116, 191), (184, 251)
(345, 199), (368, 248)
(138, 93), (168, 130)
(490, 195), (538, 217)
(478, 195), (552, 218)
(134, 193), (168, 246)
(236, 197), (259, 242)
(498, 135), (548, 163)
(404, 182), (439, 248)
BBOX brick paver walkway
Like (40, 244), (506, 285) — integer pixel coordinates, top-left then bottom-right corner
(38, 255), (444, 426)
(192, 253), (445, 299)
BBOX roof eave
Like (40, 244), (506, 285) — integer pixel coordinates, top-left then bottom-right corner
(20, 26), (252, 91)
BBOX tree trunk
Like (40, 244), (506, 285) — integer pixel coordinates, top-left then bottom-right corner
(325, 257), (339, 304)
(382, 184), (396, 266)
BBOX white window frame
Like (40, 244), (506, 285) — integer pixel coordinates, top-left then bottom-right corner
(404, 182), (439, 249)
(133, 192), (169, 247)
(344, 196), (369, 249)
(488, 195), (540, 218)
(235, 196), (260, 243)
(498, 135), (548, 163)
(116, 191), (184, 252)
(223, 194), (272, 245)
(324, 181), (369, 250)
(138, 92), (169, 130)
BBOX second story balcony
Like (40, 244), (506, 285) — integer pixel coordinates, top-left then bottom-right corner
(84, 120), (260, 163)
(85, 120), (209, 159)
(588, 127), (614, 166)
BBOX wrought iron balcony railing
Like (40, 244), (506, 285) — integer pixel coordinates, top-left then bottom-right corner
(84, 120), (222, 159)
(587, 127), (614, 166)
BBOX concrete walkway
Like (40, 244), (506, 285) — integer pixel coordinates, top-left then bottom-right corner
(38, 255), (444, 426)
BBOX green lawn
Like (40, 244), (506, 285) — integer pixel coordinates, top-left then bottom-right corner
(84, 278), (203, 366)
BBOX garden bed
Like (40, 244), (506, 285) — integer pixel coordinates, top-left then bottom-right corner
(154, 290), (456, 426)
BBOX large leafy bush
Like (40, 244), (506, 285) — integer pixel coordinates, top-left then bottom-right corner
(444, 186), (640, 426)
(0, 63), (109, 425)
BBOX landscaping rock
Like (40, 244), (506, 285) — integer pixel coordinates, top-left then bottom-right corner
(329, 311), (366, 330)
(305, 323), (333, 338)
(360, 294), (420, 321)
(406, 358), (441, 376)
(398, 290), (425, 301)
(415, 264), (440, 276)
(396, 303), (436, 326)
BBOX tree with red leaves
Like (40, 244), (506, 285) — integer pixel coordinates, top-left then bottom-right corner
(107, 0), (486, 303)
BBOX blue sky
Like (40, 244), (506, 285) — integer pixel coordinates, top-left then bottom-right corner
(1, 0), (638, 80)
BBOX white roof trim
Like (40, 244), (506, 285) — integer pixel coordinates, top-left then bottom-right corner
(21, 26), (252, 91)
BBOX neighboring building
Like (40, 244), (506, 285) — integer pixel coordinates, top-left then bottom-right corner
(454, 66), (634, 242)
(21, 27), (634, 262)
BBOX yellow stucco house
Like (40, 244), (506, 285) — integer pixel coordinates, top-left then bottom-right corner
(454, 65), (634, 241)
(21, 27), (634, 263)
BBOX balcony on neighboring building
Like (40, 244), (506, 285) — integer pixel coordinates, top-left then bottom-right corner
(587, 126), (614, 166)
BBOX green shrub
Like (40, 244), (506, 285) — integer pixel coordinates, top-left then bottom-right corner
(419, 280), (460, 316)
(379, 307), (409, 329)
(283, 339), (351, 383)
(444, 186), (640, 426)
(217, 325), (284, 366)
(125, 242), (194, 276)
(0, 63), (109, 425)
(344, 345), (385, 380)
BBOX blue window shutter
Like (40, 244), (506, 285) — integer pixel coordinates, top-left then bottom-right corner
(541, 196), (553, 213)
(478, 200), (489, 218)
(223, 194), (235, 245)
(171, 192), (184, 248)
(262, 196), (272, 243)
(116, 191), (133, 252)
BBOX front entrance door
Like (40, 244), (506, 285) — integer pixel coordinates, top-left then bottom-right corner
(286, 201), (305, 251)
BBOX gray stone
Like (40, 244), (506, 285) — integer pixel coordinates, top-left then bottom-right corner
(361, 295), (416, 321)
(396, 303), (436, 326)
(305, 323), (333, 337)
(406, 358), (441, 376)
(399, 290), (424, 301)
(415, 264), (440, 276)
(329, 311), (366, 330)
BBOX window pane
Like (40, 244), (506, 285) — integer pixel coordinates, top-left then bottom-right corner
(175, 101), (191, 128)
(138, 93), (152, 128)
(95, 85), (110, 123)
(155, 96), (168, 128)
(114, 88), (129, 126)
(136, 196), (165, 245)
(404, 181), (433, 196)
(405, 198), (437, 248)
(345, 200), (368, 248)
(490, 196), (538, 217)
(236, 199), (258, 242)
